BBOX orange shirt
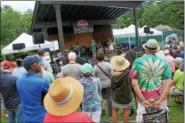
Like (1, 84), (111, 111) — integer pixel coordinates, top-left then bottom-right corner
(44, 111), (94, 123)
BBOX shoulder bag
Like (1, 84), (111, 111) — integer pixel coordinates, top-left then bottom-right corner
(143, 90), (168, 123)
(143, 108), (168, 123)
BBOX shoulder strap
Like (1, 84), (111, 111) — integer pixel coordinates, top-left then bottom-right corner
(96, 64), (110, 78)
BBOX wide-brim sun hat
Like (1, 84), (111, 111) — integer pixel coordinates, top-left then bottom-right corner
(44, 77), (84, 116)
(110, 55), (130, 71)
(142, 39), (160, 51)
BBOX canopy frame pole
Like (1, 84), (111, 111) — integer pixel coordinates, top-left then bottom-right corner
(42, 28), (48, 40)
(133, 8), (139, 52)
(162, 33), (164, 48)
(54, 4), (65, 54)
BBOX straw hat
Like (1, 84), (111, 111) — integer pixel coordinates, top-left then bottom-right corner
(110, 56), (130, 71)
(142, 39), (160, 51)
(44, 77), (83, 116)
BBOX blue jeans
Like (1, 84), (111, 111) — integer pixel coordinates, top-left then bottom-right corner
(7, 105), (23, 123)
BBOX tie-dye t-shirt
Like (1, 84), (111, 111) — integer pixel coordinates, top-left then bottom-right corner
(130, 54), (171, 103)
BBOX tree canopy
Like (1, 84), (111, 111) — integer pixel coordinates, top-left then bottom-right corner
(0, 5), (33, 61)
(0, 1), (184, 48)
(1, 5), (33, 48)
(113, 1), (184, 30)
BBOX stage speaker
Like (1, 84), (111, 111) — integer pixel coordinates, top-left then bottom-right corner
(33, 31), (44, 44)
(144, 27), (150, 33)
(12, 43), (25, 50)
(149, 31), (154, 34)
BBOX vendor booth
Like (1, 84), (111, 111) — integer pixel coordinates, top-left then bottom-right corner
(113, 25), (163, 48)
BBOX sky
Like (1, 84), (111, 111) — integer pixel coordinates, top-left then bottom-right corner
(1, 1), (35, 13)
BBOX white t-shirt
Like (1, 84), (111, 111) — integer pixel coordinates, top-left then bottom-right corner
(12, 67), (27, 78)
(44, 61), (53, 73)
(109, 44), (114, 51)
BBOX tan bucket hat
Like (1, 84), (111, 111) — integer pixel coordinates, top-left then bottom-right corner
(44, 77), (83, 116)
(110, 56), (130, 71)
(142, 39), (160, 51)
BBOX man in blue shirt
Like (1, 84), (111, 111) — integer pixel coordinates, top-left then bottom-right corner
(0, 61), (23, 123)
(17, 56), (50, 123)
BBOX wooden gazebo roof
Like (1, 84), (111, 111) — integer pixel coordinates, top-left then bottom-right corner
(31, 1), (143, 31)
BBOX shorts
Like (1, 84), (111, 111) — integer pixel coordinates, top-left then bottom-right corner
(112, 100), (132, 109)
(170, 86), (183, 96)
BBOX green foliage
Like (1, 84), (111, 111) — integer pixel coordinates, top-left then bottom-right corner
(2, 51), (37, 62)
(1, 6), (33, 61)
(1, 5), (33, 47)
(114, 1), (184, 30)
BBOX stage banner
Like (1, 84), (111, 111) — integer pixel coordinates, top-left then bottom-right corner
(73, 20), (94, 34)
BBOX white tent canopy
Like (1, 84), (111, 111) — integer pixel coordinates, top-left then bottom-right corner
(113, 24), (163, 38)
(139, 25), (163, 36)
(2, 33), (59, 55)
(113, 24), (137, 38)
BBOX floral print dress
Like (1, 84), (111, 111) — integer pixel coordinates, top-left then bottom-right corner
(79, 77), (101, 112)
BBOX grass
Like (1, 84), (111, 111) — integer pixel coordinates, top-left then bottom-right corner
(1, 116), (8, 123)
(1, 96), (184, 123)
(102, 95), (184, 122)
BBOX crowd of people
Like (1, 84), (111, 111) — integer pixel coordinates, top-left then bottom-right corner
(0, 38), (184, 123)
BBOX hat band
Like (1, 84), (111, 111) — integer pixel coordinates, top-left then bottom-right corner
(55, 85), (73, 105)
(145, 45), (157, 50)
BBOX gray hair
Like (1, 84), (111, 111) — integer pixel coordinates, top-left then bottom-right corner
(68, 52), (77, 60)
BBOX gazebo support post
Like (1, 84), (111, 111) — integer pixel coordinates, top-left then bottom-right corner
(42, 28), (48, 40)
(55, 4), (65, 54)
(133, 8), (139, 52)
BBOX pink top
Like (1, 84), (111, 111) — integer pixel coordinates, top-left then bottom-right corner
(165, 55), (175, 73)
(44, 111), (94, 123)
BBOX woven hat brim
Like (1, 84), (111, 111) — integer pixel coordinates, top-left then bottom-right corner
(44, 78), (84, 116)
(110, 56), (130, 71)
